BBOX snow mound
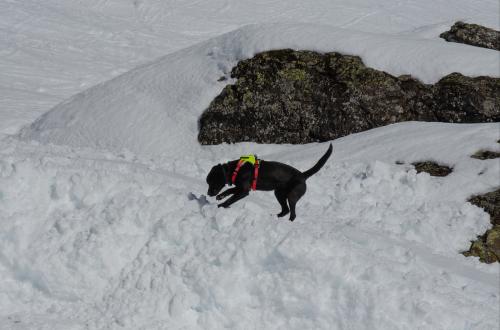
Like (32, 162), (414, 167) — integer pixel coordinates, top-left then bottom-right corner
(2, 0), (499, 135)
(19, 23), (500, 157)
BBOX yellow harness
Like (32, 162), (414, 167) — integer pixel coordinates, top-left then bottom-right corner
(238, 154), (257, 166)
(231, 154), (261, 190)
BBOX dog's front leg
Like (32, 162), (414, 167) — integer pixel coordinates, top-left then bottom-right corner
(216, 187), (238, 200)
(218, 190), (249, 208)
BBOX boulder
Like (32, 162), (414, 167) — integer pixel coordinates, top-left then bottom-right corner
(199, 50), (499, 145)
(463, 189), (500, 263)
(469, 189), (500, 226)
(471, 150), (500, 160)
(432, 73), (499, 123)
(440, 21), (500, 51)
(412, 161), (452, 177)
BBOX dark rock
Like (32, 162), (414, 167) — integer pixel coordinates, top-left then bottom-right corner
(440, 21), (500, 51)
(471, 150), (500, 160)
(432, 73), (499, 123)
(412, 161), (452, 176)
(198, 49), (500, 145)
(463, 188), (500, 263)
(469, 189), (500, 226)
(463, 227), (500, 263)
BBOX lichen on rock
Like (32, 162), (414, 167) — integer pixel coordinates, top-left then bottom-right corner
(471, 150), (500, 160)
(432, 73), (500, 123)
(463, 188), (500, 263)
(440, 21), (500, 51)
(412, 161), (452, 177)
(198, 49), (499, 145)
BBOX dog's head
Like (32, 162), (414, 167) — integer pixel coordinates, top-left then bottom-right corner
(206, 164), (226, 196)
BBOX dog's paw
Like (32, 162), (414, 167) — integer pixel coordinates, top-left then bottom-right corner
(277, 211), (289, 218)
(216, 194), (224, 201)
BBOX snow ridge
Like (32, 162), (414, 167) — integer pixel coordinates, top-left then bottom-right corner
(19, 23), (500, 158)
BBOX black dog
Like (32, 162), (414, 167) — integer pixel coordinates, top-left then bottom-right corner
(206, 144), (332, 221)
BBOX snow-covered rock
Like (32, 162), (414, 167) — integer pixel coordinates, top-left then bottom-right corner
(18, 24), (499, 158)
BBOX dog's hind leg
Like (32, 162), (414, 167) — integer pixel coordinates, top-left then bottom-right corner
(287, 182), (306, 221)
(274, 189), (289, 218)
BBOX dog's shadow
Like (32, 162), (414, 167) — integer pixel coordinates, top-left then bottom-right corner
(188, 192), (210, 208)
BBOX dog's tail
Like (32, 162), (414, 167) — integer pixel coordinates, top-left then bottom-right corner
(302, 143), (333, 179)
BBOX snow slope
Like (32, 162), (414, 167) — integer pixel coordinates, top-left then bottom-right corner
(1, 122), (499, 329)
(1, 1), (499, 329)
(18, 23), (500, 158)
(2, 0), (499, 135)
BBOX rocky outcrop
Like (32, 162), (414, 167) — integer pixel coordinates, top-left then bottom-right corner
(198, 50), (499, 145)
(471, 150), (500, 160)
(432, 73), (499, 122)
(440, 22), (500, 51)
(463, 189), (500, 263)
(469, 189), (500, 227)
(412, 161), (452, 177)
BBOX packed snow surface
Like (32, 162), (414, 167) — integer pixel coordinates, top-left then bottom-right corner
(1, 1), (499, 329)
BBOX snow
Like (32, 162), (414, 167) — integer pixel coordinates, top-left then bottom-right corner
(2, 0), (499, 135)
(1, 1), (499, 329)
(18, 23), (500, 158)
(1, 123), (499, 329)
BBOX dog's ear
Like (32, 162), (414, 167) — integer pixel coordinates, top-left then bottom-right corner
(207, 164), (223, 183)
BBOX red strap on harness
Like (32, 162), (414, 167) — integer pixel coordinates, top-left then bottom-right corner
(231, 159), (245, 185)
(251, 159), (260, 191)
(231, 159), (260, 191)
